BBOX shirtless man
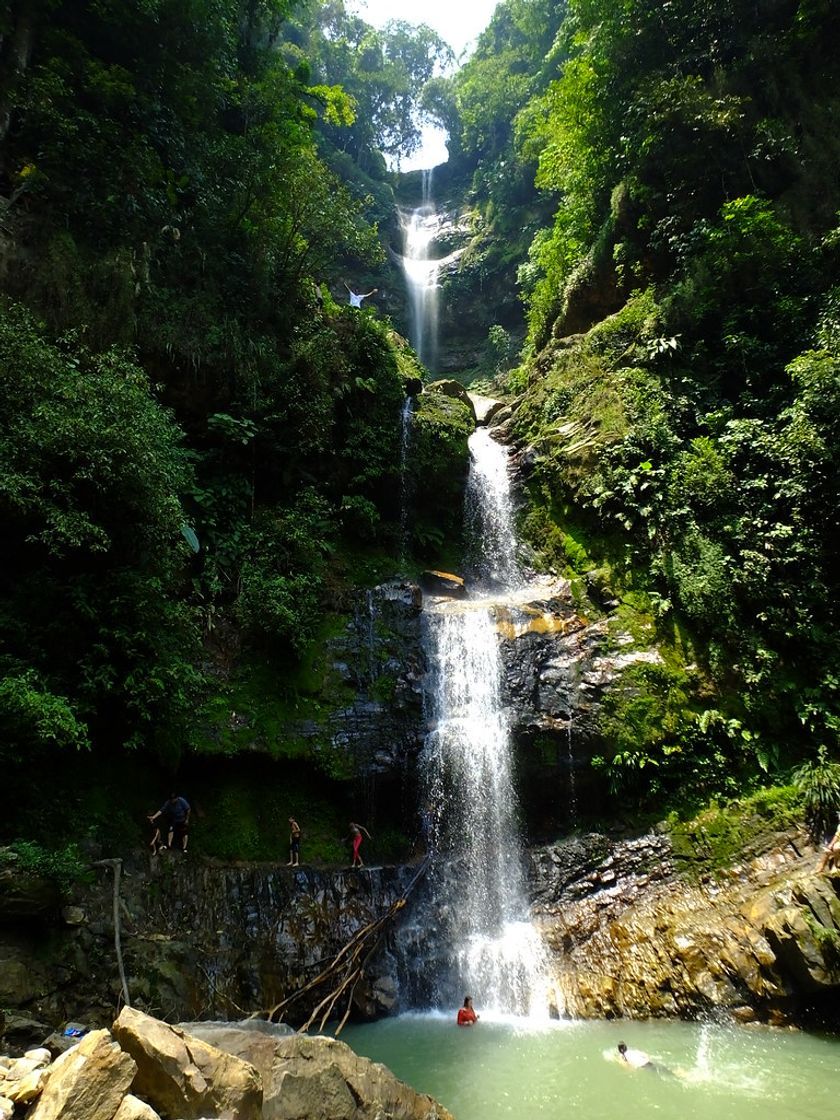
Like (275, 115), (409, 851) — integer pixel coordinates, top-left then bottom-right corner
(617, 1041), (653, 1069)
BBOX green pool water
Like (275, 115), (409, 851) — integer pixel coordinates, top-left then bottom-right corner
(339, 1013), (839, 1120)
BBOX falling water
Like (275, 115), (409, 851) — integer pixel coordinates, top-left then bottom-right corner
(465, 428), (521, 588)
(399, 169), (441, 371)
(398, 396), (414, 561)
(566, 716), (578, 828)
(417, 427), (553, 1017)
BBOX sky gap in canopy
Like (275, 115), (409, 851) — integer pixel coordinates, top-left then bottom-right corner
(350, 0), (501, 169)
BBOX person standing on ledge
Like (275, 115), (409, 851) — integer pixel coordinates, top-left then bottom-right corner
(287, 816), (302, 867)
(343, 281), (378, 309)
(346, 821), (371, 867)
(148, 792), (190, 853)
(457, 995), (479, 1026)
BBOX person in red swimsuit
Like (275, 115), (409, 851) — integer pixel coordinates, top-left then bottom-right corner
(457, 996), (479, 1026)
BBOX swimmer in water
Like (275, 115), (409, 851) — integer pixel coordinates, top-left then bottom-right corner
(614, 1041), (679, 1079)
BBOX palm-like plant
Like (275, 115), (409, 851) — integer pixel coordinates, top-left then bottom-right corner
(792, 745), (840, 838)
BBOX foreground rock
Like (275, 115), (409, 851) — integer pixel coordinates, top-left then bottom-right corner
(112, 1097), (161, 1120)
(532, 830), (840, 1022)
(0, 1012), (453, 1120)
(29, 1029), (136, 1120)
(112, 1008), (262, 1120)
(180, 1024), (454, 1120)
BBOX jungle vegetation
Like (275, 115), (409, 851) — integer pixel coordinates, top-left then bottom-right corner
(436, 0), (840, 809)
(1, 0), (838, 859)
(0, 0), (458, 858)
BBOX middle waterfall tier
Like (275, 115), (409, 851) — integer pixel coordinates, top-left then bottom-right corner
(400, 202), (441, 371)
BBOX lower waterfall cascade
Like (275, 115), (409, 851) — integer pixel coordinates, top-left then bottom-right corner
(397, 424), (558, 1019)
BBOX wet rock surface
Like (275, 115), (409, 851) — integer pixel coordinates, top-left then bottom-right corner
(531, 830), (840, 1022)
(326, 581), (426, 775)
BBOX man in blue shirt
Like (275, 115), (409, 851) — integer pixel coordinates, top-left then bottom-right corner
(149, 793), (191, 853)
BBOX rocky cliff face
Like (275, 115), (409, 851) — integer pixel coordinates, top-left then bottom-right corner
(0, 860), (416, 1043)
(326, 581), (426, 777)
(4, 831), (840, 1043)
(482, 575), (663, 835)
(530, 830), (840, 1024)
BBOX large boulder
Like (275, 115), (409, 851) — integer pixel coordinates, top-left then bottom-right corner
(112, 1008), (262, 1120)
(469, 394), (505, 427)
(28, 1029), (136, 1120)
(179, 1026), (453, 1120)
(424, 380), (476, 422)
(176, 1023), (291, 1093)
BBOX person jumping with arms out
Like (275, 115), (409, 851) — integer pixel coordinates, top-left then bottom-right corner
(287, 816), (301, 867)
(343, 281), (378, 309)
(346, 821), (371, 867)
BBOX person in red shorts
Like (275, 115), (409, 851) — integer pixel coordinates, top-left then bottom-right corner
(457, 995), (479, 1026)
(346, 821), (372, 867)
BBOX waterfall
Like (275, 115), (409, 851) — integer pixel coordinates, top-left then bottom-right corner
(566, 715), (578, 828)
(399, 170), (440, 371)
(465, 428), (521, 588)
(398, 396), (413, 560)
(413, 427), (553, 1018)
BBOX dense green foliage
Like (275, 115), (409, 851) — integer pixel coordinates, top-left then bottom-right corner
(0, 307), (200, 758)
(286, 2), (452, 171)
(440, 0), (840, 809)
(4, 0), (839, 858)
(0, 0), (466, 859)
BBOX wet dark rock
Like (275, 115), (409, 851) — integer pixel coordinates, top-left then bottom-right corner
(0, 854), (61, 923)
(419, 571), (467, 599)
(0, 1014), (52, 1053)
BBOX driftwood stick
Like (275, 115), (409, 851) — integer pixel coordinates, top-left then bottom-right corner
(263, 855), (431, 1031)
(91, 858), (131, 1008)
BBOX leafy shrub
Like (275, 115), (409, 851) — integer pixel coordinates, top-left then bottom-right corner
(792, 746), (840, 839)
